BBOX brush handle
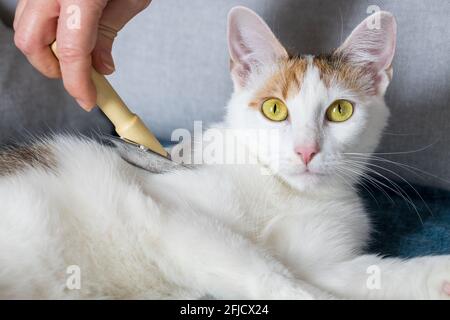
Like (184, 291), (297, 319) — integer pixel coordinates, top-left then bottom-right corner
(50, 42), (168, 158)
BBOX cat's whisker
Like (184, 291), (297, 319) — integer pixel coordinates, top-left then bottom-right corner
(340, 160), (424, 223)
(336, 164), (395, 205)
(334, 167), (381, 207)
(339, 160), (415, 209)
(359, 173), (396, 205)
(341, 160), (414, 203)
(334, 162), (391, 203)
(334, 170), (359, 193)
(345, 153), (450, 186)
(344, 158), (433, 217)
(343, 139), (440, 156)
(382, 132), (422, 136)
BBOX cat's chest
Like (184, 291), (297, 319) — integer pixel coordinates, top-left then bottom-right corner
(150, 166), (366, 244)
(210, 186), (344, 243)
(216, 186), (368, 255)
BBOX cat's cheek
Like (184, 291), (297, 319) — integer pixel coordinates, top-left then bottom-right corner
(326, 112), (368, 151)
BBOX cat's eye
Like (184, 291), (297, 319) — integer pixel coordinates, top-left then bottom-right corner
(326, 100), (354, 122)
(261, 98), (288, 122)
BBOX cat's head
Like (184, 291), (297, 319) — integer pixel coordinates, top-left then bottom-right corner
(225, 6), (396, 191)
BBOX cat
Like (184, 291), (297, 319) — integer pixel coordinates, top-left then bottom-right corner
(0, 6), (449, 300)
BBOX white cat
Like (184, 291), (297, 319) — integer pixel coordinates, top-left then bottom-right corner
(0, 6), (449, 300)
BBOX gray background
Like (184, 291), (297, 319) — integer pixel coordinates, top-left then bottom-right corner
(1, 0), (449, 189)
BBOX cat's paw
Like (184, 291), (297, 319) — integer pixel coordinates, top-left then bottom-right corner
(255, 274), (336, 299)
(273, 282), (336, 300)
(274, 285), (315, 300)
(426, 257), (450, 300)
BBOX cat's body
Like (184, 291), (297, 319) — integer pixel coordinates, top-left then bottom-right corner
(1, 7), (449, 299)
(1, 135), (448, 300)
(0, 136), (359, 299)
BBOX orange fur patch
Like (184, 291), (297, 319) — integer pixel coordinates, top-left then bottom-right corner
(313, 53), (376, 95)
(249, 53), (377, 110)
(249, 57), (307, 109)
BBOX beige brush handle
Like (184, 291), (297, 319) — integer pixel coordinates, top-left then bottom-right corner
(51, 42), (168, 158)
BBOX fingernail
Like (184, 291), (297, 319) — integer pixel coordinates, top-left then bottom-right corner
(101, 52), (115, 73)
(76, 99), (94, 112)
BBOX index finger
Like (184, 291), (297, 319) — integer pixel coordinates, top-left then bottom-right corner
(56, 0), (108, 110)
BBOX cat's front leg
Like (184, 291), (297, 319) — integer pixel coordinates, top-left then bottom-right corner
(156, 212), (332, 299)
(426, 257), (450, 299)
(309, 254), (450, 299)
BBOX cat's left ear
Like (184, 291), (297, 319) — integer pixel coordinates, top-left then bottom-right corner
(227, 6), (289, 90)
(336, 11), (397, 95)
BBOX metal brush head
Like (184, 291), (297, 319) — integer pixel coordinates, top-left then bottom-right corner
(104, 136), (184, 173)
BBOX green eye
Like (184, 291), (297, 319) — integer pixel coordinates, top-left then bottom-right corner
(261, 98), (288, 122)
(326, 100), (354, 122)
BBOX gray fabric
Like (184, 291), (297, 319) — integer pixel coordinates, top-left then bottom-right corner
(1, 0), (450, 190)
(0, 19), (112, 143)
(0, 0), (14, 26)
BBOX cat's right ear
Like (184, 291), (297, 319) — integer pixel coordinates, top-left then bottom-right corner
(336, 11), (397, 95)
(227, 6), (288, 90)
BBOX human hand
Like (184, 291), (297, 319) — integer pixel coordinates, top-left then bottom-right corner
(14, 0), (152, 111)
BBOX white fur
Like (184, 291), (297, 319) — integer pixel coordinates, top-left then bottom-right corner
(0, 7), (449, 300)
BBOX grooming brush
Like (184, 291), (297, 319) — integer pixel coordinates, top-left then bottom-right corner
(51, 42), (180, 172)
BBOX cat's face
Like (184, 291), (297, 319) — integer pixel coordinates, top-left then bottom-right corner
(225, 7), (396, 191)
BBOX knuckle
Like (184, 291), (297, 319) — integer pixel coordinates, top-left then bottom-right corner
(62, 80), (81, 98)
(57, 46), (87, 63)
(46, 72), (61, 80)
(13, 19), (19, 31)
(14, 32), (38, 55)
(41, 64), (61, 79)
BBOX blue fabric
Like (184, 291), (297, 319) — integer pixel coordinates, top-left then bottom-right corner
(363, 182), (450, 258)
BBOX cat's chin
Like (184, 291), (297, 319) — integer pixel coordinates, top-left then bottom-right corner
(278, 170), (326, 192)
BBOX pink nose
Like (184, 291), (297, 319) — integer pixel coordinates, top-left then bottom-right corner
(295, 145), (319, 165)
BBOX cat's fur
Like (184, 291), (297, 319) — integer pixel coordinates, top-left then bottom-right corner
(0, 7), (449, 299)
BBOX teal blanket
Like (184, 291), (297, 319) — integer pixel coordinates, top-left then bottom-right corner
(364, 182), (450, 257)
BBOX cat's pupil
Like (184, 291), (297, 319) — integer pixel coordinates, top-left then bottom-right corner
(273, 104), (278, 113)
(338, 104), (343, 114)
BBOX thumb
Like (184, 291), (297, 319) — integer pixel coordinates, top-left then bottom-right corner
(92, 0), (152, 75)
(92, 26), (116, 75)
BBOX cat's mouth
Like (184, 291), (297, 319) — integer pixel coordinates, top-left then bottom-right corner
(277, 158), (331, 180)
(300, 169), (318, 175)
(277, 167), (328, 191)
(288, 167), (327, 178)
(296, 170), (326, 177)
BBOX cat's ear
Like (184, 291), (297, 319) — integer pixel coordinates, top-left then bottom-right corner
(336, 11), (397, 94)
(227, 6), (288, 89)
